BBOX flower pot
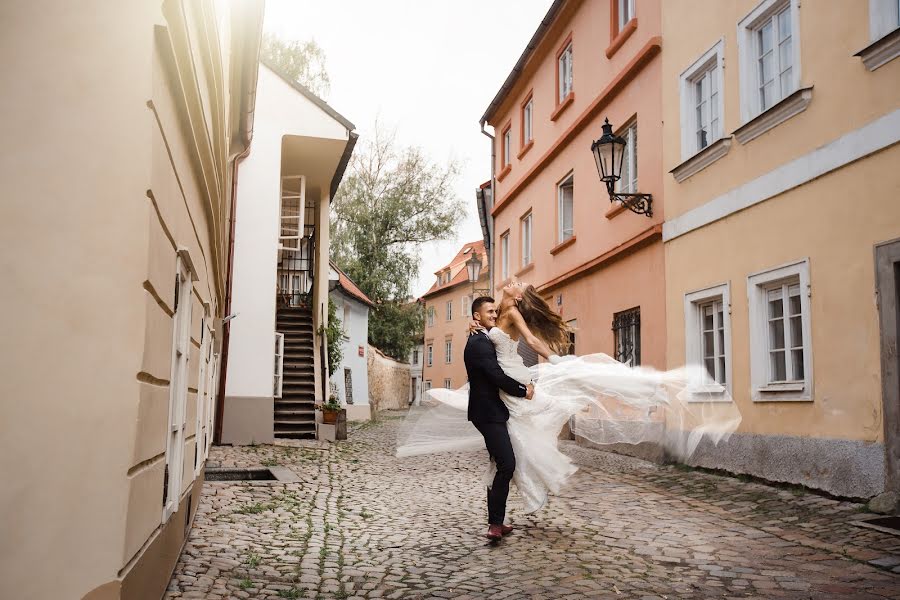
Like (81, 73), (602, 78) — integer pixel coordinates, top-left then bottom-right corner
(322, 409), (338, 424)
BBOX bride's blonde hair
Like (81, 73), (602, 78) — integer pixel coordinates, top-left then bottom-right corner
(515, 285), (572, 355)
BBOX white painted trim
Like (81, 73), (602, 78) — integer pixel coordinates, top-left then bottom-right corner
(683, 282), (734, 402)
(747, 258), (813, 402)
(679, 38), (725, 161)
(869, 0), (900, 41)
(733, 87), (812, 145)
(856, 27), (900, 70)
(176, 247), (199, 282)
(672, 137), (733, 183)
(663, 109), (900, 241)
(737, 0), (801, 124)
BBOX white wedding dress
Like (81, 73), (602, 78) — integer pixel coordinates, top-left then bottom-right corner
(396, 328), (742, 514)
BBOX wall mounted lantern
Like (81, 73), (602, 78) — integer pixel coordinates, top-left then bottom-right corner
(466, 251), (490, 296)
(590, 118), (653, 217)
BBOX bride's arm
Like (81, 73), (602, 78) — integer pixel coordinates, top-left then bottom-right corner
(506, 306), (555, 360)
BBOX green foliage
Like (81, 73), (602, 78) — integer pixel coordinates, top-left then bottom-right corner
(260, 33), (330, 99)
(331, 127), (463, 359)
(319, 298), (347, 376)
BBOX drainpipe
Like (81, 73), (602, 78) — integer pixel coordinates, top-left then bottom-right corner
(480, 120), (496, 295)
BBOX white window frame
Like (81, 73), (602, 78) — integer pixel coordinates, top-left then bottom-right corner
(503, 127), (512, 167)
(523, 98), (534, 144)
(342, 302), (351, 335)
(427, 306), (435, 327)
(205, 351), (218, 460)
(747, 258), (813, 402)
(616, 122), (638, 194)
(869, 0), (900, 41)
(427, 344), (433, 367)
(462, 295), (472, 317)
(521, 213), (533, 267)
(618, 0), (635, 30)
(194, 306), (213, 476)
(684, 283), (733, 401)
(679, 39), (726, 161)
(500, 232), (510, 280)
(558, 43), (573, 102)
(446, 300), (453, 321)
(737, 0), (801, 124)
(164, 252), (194, 523)
(444, 378), (452, 389)
(412, 348), (419, 365)
(274, 332), (285, 399)
(445, 339), (452, 364)
(557, 174), (574, 243)
(425, 380), (432, 391)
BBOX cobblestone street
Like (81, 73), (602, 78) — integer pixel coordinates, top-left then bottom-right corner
(166, 414), (900, 599)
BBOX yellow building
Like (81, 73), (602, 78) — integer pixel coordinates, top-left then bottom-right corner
(0, 1), (263, 597)
(422, 241), (490, 392)
(662, 0), (900, 500)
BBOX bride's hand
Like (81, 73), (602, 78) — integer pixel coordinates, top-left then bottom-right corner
(466, 320), (484, 336)
(525, 384), (535, 400)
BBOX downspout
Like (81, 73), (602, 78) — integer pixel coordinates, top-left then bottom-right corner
(480, 120), (496, 295)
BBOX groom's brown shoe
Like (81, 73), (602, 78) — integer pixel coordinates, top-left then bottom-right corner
(500, 524), (514, 536)
(485, 525), (503, 540)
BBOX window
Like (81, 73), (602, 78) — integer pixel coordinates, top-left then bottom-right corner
(748, 259), (812, 401)
(412, 348), (419, 365)
(566, 319), (577, 355)
(616, 122), (638, 194)
(618, 0), (635, 30)
(521, 213), (533, 267)
(684, 283), (733, 399)
(502, 126), (512, 167)
(273, 332), (284, 398)
(612, 307), (640, 367)
(427, 306), (435, 327)
(522, 97), (534, 145)
(425, 380), (432, 391)
(558, 42), (573, 102)
(194, 309), (212, 476)
(444, 378), (452, 389)
(557, 174), (574, 243)
(500, 232), (510, 280)
(446, 300), (453, 321)
(427, 344), (433, 367)
(859, 0), (900, 70)
(462, 295), (472, 317)
(444, 271), (451, 284)
(343, 302), (351, 335)
(445, 339), (452, 364)
(344, 368), (354, 404)
(164, 254), (193, 523)
(679, 40), (725, 160)
(738, 0), (800, 122)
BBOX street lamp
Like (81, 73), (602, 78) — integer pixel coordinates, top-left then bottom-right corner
(466, 250), (490, 296)
(590, 118), (653, 217)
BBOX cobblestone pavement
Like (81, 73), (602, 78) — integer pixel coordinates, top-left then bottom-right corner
(167, 412), (900, 599)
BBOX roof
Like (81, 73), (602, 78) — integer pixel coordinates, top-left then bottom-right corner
(421, 240), (488, 299)
(261, 58), (356, 130)
(480, 0), (565, 125)
(330, 262), (376, 307)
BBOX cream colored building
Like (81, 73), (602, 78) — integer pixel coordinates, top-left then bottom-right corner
(0, 1), (263, 598)
(662, 0), (900, 499)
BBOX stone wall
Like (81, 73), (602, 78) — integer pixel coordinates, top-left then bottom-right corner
(367, 345), (411, 412)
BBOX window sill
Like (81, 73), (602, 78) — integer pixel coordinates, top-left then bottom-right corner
(605, 18), (638, 59)
(733, 87), (813, 145)
(550, 92), (575, 122)
(496, 164), (512, 183)
(515, 262), (535, 278)
(517, 140), (534, 160)
(550, 236), (576, 255)
(605, 199), (628, 219)
(686, 384), (733, 402)
(854, 27), (900, 71)
(753, 382), (811, 402)
(671, 136), (733, 183)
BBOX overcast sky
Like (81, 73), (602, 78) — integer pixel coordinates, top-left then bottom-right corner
(262, 0), (552, 298)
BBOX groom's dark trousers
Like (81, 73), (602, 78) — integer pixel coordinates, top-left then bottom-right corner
(464, 330), (528, 526)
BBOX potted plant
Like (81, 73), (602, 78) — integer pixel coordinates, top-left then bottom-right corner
(322, 394), (341, 424)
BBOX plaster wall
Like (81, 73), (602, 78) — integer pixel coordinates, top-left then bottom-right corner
(330, 292), (370, 409)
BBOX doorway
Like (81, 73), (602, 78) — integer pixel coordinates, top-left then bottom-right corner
(875, 238), (900, 495)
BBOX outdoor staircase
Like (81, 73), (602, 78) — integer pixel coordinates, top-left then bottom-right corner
(275, 306), (317, 439)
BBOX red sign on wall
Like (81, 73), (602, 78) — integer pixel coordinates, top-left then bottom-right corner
(358, 346), (365, 357)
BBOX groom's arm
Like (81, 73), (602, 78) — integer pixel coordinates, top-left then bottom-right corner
(471, 336), (528, 398)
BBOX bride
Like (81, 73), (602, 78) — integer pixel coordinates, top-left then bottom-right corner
(397, 280), (741, 515)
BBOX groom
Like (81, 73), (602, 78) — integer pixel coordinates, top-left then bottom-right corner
(465, 296), (534, 540)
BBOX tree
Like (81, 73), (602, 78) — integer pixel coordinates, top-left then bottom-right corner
(260, 33), (331, 99)
(331, 127), (464, 359)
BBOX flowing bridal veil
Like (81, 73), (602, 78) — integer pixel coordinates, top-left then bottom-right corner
(395, 354), (741, 463)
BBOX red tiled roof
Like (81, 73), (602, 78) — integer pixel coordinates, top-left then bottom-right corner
(422, 240), (488, 299)
(330, 262), (375, 307)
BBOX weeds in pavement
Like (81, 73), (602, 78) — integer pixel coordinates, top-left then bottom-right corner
(238, 578), (252, 590)
(233, 501), (275, 515)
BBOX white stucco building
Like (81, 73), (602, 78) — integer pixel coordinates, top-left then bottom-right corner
(329, 263), (374, 420)
(222, 61), (357, 442)
(408, 342), (424, 405)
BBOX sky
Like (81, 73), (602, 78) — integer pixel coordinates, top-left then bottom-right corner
(262, 0), (553, 298)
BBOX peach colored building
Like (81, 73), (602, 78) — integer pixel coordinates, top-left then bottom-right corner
(480, 0), (665, 368)
(661, 0), (900, 499)
(421, 241), (490, 391)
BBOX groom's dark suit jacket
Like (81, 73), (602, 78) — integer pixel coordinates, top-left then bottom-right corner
(464, 330), (528, 423)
